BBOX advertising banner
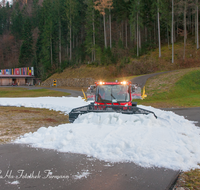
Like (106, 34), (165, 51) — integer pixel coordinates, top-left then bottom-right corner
(31, 67), (34, 76)
(6, 69), (9, 75)
(29, 68), (31, 76)
(25, 67), (27, 75)
(14, 68), (20, 75)
(0, 67), (34, 76)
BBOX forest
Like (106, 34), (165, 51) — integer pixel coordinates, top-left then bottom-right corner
(0, 0), (199, 80)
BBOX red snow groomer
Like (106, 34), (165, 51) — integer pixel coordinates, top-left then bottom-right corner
(69, 81), (157, 123)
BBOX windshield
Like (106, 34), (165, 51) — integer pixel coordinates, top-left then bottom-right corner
(96, 85), (130, 103)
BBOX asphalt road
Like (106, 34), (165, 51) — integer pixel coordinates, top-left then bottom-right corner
(162, 107), (200, 127)
(1, 72), (200, 190)
(0, 144), (179, 190)
(130, 71), (170, 88)
(43, 87), (83, 97)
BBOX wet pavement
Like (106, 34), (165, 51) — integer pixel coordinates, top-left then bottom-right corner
(0, 144), (179, 190)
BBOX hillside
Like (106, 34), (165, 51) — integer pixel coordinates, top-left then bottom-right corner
(1, 0), (200, 81)
(41, 36), (200, 87)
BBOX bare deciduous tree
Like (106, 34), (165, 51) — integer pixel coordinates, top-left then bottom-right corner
(94, 0), (113, 48)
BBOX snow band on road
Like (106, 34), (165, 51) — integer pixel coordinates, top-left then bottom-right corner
(0, 97), (199, 171)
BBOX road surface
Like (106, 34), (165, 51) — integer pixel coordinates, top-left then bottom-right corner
(0, 144), (179, 190)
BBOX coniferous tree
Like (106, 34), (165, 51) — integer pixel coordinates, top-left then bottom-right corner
(11, 2), (24, 40)
(176, 0), (194, 60)
(19, 17), (33, 67)
(85, 0), (96, 62)
(196, 0), (199, 49)
(130, 0), (143, 56)
(172, 0), (174, 63)
(157, 0), (161, 57)
(65, 0), (79, 61)
(39, 0), (55, 73)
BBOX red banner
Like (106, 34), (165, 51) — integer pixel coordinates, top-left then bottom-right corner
(14, 68), (20, 75)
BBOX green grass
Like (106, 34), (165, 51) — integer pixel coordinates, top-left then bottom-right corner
(0, 87), (70, 97)
(138, 69), (200, 108)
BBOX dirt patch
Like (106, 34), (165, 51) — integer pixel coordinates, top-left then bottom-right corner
(0, 106), (69, 144)
(41, 118), (57, 122)
(10, 109), (41, 113)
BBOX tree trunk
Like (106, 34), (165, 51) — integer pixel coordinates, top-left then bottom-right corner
(109, 8), (112, 48)
(125, 19), (128, 48)
(172, 0), (174, 63)
(59, 20), (61, 67)
(103, 13), (107, 48)
(50, 38), (53, 65)
(145, 25), (147, 42)
(167, 25), (169, 49)
(122, 20), (123, 46)
(196, 0), (199, 49)
(73, 35), (75, 49)
(195, 10), (197, 42)
(137, 12), (139, 57)
(183, 1), (187, 60)
(139, 26), (141, 49)
(70, 24), (72, 60)
(134, 23), (137, 45)
(157, 0), (161, 57)
(93, 7), (95, 61)
(130, 24), (132, 47)
(66, 35), (69, 58)
(174, 16), (176, 42)
(154, 21), (156, 45)
(176, 16), (178, 41)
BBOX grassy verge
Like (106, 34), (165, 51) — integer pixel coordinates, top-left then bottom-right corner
(0, 87), (70, 97)
(137, 68), (200, 108)
(174, 169), (200, 190)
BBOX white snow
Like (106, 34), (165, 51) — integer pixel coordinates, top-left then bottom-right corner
(0, 97), (200, 171)
(73, 170), (91, 180)
(7, 180), (20, 185)
(0, 96), (88, 114)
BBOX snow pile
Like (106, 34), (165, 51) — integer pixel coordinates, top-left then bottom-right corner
(0, 97), (88, 113)
(14, 104), (200, 171)
(1, 96), (200, 171)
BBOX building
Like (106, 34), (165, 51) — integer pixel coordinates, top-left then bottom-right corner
(0, 67), (35, 86)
